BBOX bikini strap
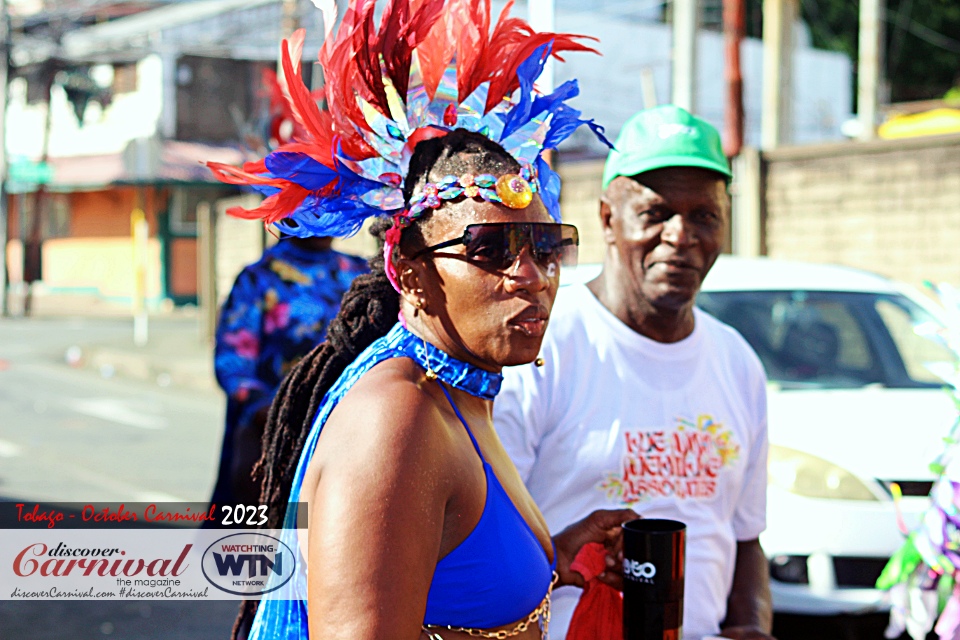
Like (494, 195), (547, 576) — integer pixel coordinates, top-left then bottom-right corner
(437, 383), (485, 462)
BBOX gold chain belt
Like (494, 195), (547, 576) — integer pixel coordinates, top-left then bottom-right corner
(422, 571), (558, 639)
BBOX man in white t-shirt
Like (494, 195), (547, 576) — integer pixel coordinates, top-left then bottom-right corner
(494, 106), (774, 640)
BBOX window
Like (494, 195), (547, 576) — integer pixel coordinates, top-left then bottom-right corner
(699, 291), (887, 388)
(170, 186), (237, 236)
(175, 56), (261, 143)
(46, 194), (71, 239)
(875, 297), (958, 385)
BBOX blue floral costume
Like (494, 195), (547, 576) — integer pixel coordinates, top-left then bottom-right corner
(211, 240), (368, 505)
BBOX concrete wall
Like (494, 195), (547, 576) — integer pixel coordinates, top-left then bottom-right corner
(4, 187), (172, 309)
(556, 159), (607, 266)
(41, 237), (163, 301)
(69, 188), (163, 238)
(761, 134), (960, 289)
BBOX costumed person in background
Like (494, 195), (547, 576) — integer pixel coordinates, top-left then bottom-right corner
(208, 1), (637, 638)
(210, 234), (367, 507)
(494, 106), (775, 640)
(877, 282), (960, 640)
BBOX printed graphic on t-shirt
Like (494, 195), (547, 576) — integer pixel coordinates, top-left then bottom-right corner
(600, 414), (740, 504)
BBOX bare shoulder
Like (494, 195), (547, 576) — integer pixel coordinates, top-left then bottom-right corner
(308, 357), (452, 484)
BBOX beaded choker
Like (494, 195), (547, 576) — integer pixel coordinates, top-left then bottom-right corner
(393, 324), (502, 401)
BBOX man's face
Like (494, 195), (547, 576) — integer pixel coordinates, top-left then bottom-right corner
(602, 166), (729, 312)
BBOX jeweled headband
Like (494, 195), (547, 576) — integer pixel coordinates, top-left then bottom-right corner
(207, 0), (611, 290)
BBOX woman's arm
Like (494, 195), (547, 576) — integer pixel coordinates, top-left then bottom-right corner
(302, 374), (456, 640)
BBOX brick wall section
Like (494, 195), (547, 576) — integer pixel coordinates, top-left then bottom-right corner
(762, 133), (960, 289)
(557, 158), (607, 265)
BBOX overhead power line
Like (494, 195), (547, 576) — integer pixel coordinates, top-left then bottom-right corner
(883, 8), (960, 55)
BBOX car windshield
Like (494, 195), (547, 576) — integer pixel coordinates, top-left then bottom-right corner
(697, 290), (959, 389)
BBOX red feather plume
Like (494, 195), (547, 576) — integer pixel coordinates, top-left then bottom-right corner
(209, 0), (600, 229)
(275, 0), (596, 158)
(226, 184), (312, 225)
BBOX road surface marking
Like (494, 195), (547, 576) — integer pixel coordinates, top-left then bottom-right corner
(136, 491), (191, 502)
(30, 452), (191, 502)
(0, 439), (22, 457)
(66, 398), (167, 429)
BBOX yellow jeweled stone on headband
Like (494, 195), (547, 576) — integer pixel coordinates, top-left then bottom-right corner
(496, 174), (533, 209)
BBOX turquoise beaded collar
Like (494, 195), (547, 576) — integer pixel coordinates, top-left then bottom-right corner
(392, 324), (502, 401)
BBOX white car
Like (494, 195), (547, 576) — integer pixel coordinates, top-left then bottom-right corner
(564, 256), (959, 616)
(698, 256), (960, 615)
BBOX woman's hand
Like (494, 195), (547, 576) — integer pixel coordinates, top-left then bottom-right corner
(552, 508), (639, 590)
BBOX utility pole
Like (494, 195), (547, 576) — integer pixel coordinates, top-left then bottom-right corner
(0, 0), (9, 316)
(640, 67), (658, 109)
(278, 0), (299, 77)
(131, 191), (149, 347)
(197, 202), (216, 344)
(723, 0), (745, 158)
(281, 0), (299, 40)
(761, 0), (797, 148)
(528, 0), (556, 95)
(857, 0), (883, 140)
(672, 0), (699, 112)
(529, 0), (555, 166)
(24, 72), (55, 317)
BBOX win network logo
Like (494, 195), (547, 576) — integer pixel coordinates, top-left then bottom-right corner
(201, 533), (295, 596)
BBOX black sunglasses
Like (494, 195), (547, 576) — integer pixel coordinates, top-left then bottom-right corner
(411, 222), (579, 272)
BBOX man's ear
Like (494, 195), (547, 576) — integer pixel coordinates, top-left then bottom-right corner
(599, 194), (617, 245)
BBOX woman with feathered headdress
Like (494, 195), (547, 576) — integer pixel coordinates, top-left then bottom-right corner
(209, 1), (636, 638)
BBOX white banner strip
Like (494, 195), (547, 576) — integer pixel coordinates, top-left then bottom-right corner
(2, 529), (304, 601)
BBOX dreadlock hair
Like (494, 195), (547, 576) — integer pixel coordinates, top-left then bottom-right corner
(231, 129), (521, 639)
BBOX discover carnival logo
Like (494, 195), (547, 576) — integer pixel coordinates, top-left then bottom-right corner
(201, 533), (295, 596)
(623, 559), (657, 584)
(12, 542), (191, 579)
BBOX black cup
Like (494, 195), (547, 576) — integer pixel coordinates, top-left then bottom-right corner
(622, 518), (686, 640)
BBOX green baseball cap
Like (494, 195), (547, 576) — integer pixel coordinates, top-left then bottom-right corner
(602, 105), (732, 189)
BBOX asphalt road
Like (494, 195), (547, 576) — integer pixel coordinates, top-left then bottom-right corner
(0, 316), (222, 504)
(0, 316), (238, 639)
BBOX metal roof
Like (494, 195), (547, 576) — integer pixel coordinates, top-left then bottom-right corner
(57, 0), (326, 62)
(9, 0), (330, 65)
(6, 140), (246, 192)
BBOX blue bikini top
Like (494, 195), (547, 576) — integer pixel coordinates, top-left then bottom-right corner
(248, 322), (555, 639)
